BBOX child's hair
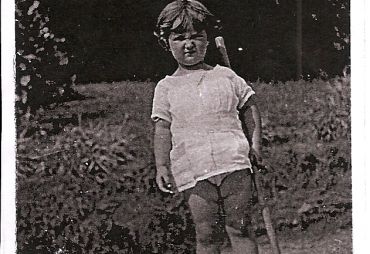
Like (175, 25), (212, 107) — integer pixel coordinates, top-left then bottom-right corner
(154, 0), (221, 50)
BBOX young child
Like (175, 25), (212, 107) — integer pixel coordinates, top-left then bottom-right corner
(152, 1), (262, 253)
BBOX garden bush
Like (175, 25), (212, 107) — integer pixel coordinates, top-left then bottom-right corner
(15, 0), (79, 117)
(251, 76), (351, 232)
(17, 77), (351, 252)
(17, 119), (195, 253)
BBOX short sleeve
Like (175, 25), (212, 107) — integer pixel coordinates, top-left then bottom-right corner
(151, 81), (172, 123)
(233, 75), (255, 110)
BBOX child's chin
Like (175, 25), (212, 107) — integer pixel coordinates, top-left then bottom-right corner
(181, 59), (204, 67)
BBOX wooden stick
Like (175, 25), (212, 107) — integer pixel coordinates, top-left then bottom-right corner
(215, 36), (281, 254)
(252, 166), (281, 254)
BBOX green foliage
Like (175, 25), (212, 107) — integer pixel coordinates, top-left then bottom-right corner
(17, 119), (195, 253)
(15, 0), (78, 116)
(251, 76), (351, 231)
(17, 78), (351, 252)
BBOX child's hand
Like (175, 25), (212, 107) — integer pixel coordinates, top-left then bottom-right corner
(156, 166), (175, 194)
(250, 148), (269, 174)
(249, 148), (262, 165)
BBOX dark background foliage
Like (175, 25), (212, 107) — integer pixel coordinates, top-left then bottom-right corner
(25, 0), (349, 83)
(15, 0), (350, 113)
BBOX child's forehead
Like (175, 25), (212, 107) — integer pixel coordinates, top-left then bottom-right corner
(170, 28), (206, 36)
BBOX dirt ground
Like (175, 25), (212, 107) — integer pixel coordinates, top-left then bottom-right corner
(257, 228), (351, 254)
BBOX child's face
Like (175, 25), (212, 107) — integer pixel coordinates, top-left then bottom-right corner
(168, 28), (208, 67)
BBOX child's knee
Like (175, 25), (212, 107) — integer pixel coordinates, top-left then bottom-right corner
(195, 222), (222, 245)
(225, 214), (254, 237)
(225, 225), (258, 254)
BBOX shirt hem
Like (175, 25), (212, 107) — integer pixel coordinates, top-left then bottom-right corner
(151, 113), (171, 123)
(177, 166), (252, 192)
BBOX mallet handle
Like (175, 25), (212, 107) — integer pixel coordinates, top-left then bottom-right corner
(215, 36), (231, 68)
(215, 35), (281, 254)
(253, 170), (281, 254)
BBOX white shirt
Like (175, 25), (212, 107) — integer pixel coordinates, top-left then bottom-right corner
(151, 65), (255, 192)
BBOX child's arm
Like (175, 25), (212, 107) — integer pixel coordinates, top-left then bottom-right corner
(154, 119), (174, 193)
(240, 95), (262, 160)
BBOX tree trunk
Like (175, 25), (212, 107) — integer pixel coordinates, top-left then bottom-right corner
(296, 0), (302, 79)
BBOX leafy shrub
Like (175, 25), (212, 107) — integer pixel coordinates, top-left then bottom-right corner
(15, 0), (79, 116)
(17, 119), (195, 253)
(251, 76), (351, 231)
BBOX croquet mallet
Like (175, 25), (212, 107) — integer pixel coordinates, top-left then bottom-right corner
(215, 36), (281, 254)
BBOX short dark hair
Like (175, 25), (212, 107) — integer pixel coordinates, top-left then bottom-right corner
(154, 0), (221, 50)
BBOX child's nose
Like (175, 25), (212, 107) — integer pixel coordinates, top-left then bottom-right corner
(184, 39), (195, 49)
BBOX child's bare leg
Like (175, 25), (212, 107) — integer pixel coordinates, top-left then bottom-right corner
(220, 170), (258, 254)
(185, 181), (224, 254)
(222, 225), (257, 254)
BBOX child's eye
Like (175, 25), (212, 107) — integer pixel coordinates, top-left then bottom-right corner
(173, 35), (185, 41)
(171, 33), (204, 41)
(191, 34), (203, 39)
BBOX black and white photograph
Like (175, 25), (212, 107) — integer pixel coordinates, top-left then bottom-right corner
(1, 0), (369, 253)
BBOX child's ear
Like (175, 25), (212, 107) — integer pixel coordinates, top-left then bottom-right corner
(166, 44), (171, 52)
(158, 38), (170, 51)
(166, 41), (172, 52)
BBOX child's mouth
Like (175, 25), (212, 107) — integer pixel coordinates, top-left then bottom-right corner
(184, 51), (196, 56)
